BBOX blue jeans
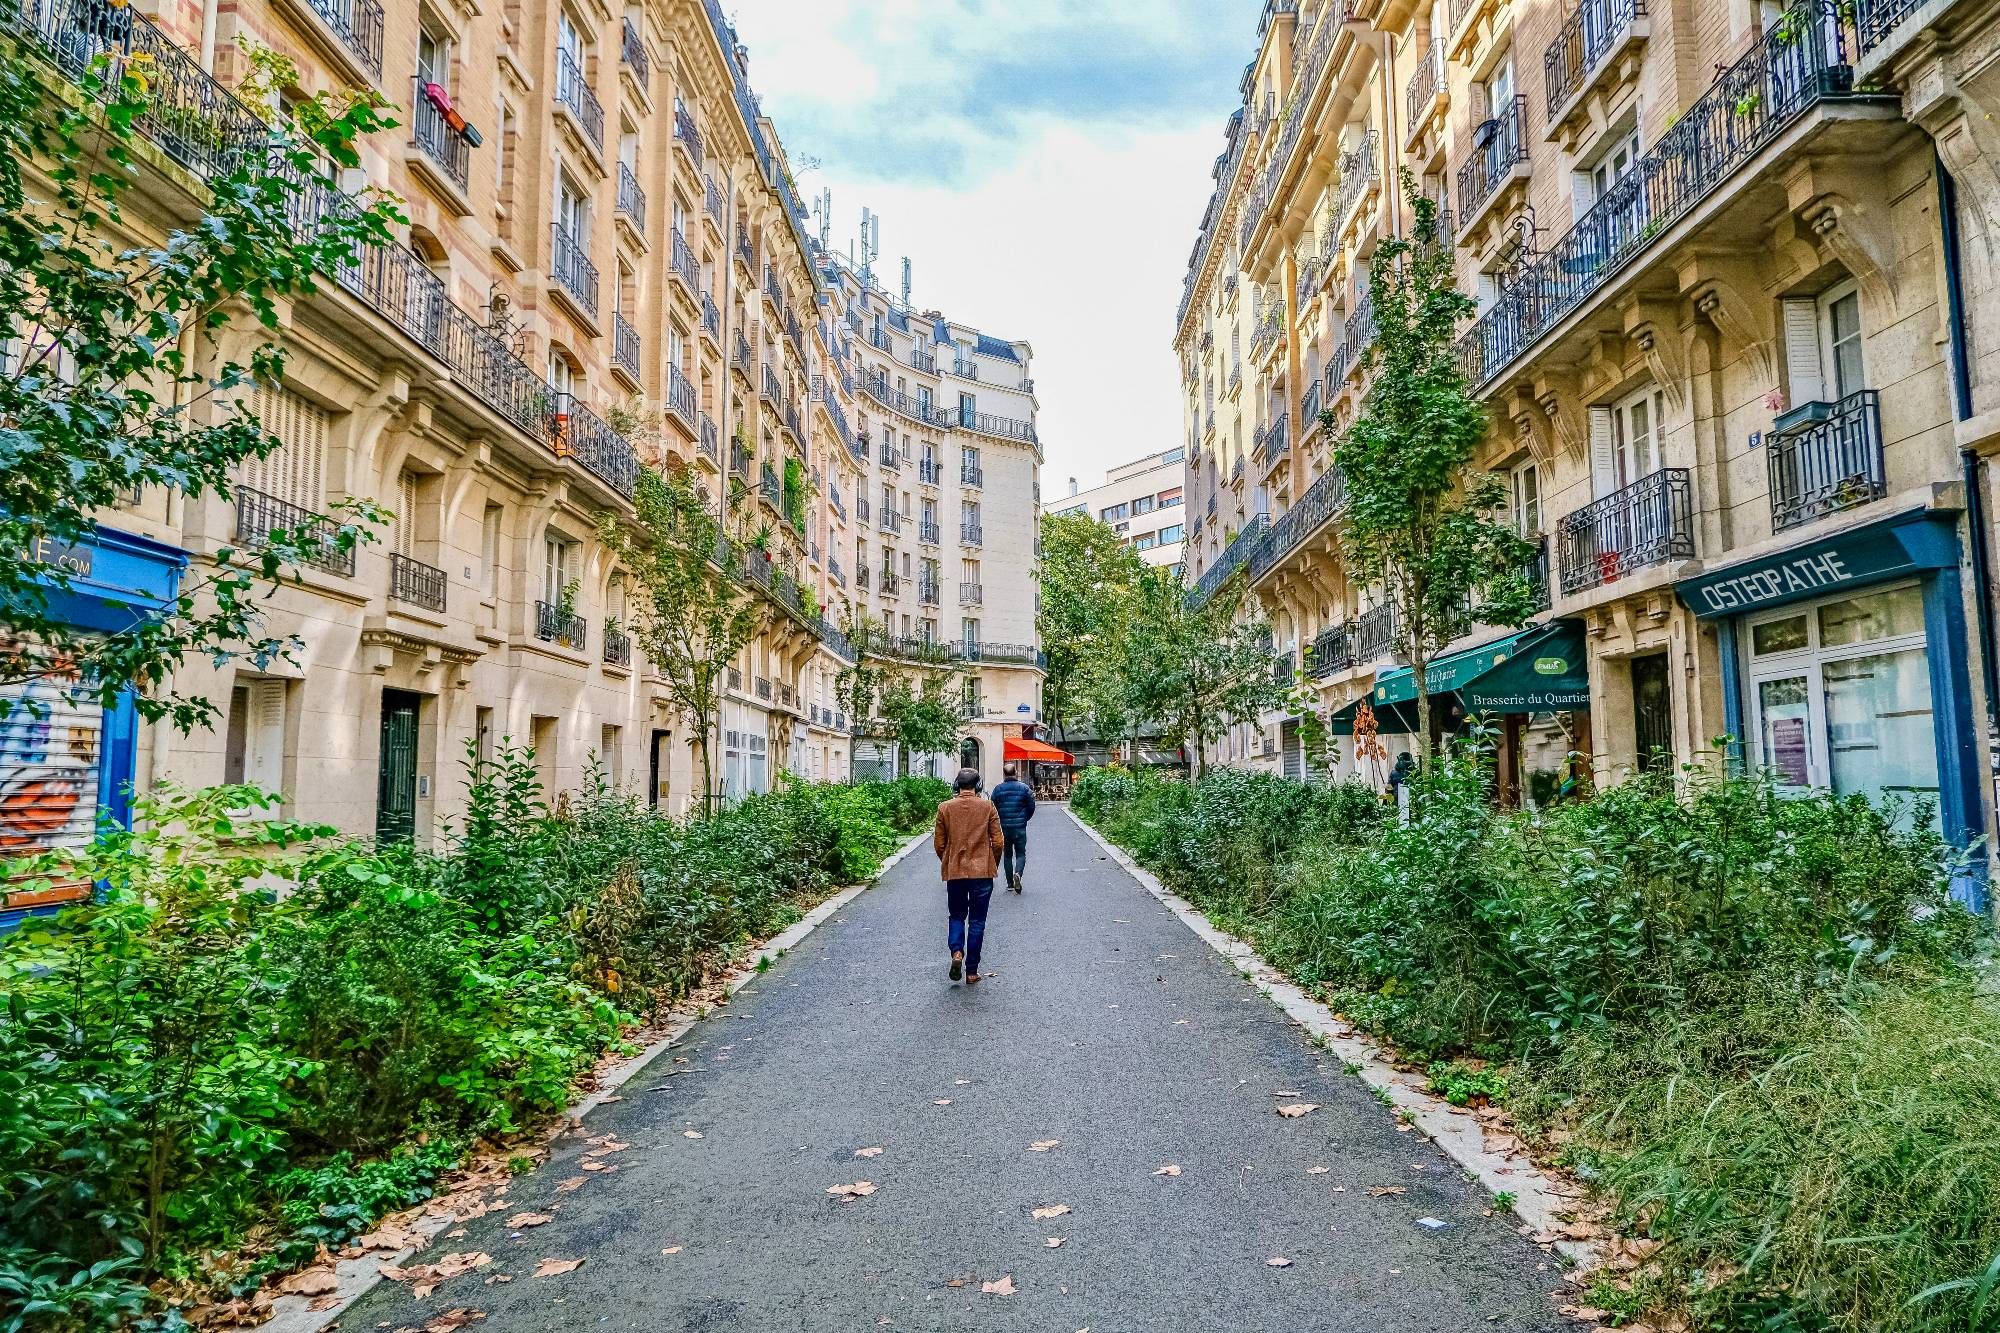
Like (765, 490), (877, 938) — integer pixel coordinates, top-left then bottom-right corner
(946, 877), (994, 974)
(1002, 827), (1028, 883)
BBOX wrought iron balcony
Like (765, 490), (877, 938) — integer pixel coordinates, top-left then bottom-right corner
(1456, 95), (1530, 224)
(551, 393), (639, 495)
(1768, 390), (1884, 533)
(667, 363), (697, 428)
(919, 519), (941, 544)
(1346, 291), (1376, 362)
(919, 459), (941, 485)
(762, 365), (783, 405)
(669, 230), (699, 296)
(620, 18), (648, 86)
(702, 293), (721, 342)
(961, 464), (984, 488)
(699, 411), (719, 465)
(879, 569), (900, 595)
(1261, 413), (1289, 467)
(730, 441), (752, 481)
(956, 404), (1037, 443)
(302, 0), (384, 76)
(550, 222), (599, 319)
(960, 583), (983, 606)
(673, 98), (704, 169)
(1856, 0), (1924, 53)
(1458, 2), (1861, 391)
(760, 464), (781, 507)
(1250, 463), (1345, 580)
(878, 439), (900, 467)
(1546, 0), (1645, 118)
(1405, 43), (1441, 128)
(704, 175), (727, 232)
(733, 331), (753, 374)
(1333, 130), (1380, 227)
(603, 626), (632, 667)
(616, 162), (646, 232)
(1306, 623), (1354, 679)
(960, 522), (983, 546)
(1301, 378), (1322, 426)
(410, 79), (470, 191)
(1190, 512), (1269, 603)
(919, 578), (940, 605)
(961, 641), (1041, 665)
(952, 358), (980, 381)
(1557, 467), (1695, 594)
(554, 48), (603, 153)
(1353, 601), (1398, 663)
(863, 371), (956, 428)
(909, 349), (936, 374)
(612, 313), (641, 381)
(235, 486), (354, 576)
(879, 508), (903, 534)
(535, 599), (587, 650)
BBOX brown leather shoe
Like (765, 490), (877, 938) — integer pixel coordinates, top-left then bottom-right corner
(948, 951), (963, 982)
(965, 972), (982, 985)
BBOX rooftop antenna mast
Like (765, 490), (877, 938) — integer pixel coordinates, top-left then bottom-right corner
(900, 257), (912, 308)
(813, 187), (832, 251)
(859, 207), (879, 283)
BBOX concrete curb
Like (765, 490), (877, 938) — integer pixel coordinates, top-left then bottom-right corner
(259, 829), (930, 1333)
(1065, 807), (1598, 1271)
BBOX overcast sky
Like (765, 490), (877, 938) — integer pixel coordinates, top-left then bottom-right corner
(726, 0), (1250, 496)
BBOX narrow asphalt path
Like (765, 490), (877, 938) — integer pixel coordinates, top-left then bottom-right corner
(341, 808), (1567, 1332)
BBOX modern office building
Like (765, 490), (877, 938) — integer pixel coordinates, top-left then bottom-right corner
(0, 0), (1040, 921)
(1176, 0), (2000, 899)
(1047, 448), (1189, 576)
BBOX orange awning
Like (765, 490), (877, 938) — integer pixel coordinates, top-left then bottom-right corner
(1004, 738), (1074, 765)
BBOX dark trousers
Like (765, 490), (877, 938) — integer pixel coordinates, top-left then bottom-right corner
(1001, 827), (1028, 883)
(946, 877), (994, 974)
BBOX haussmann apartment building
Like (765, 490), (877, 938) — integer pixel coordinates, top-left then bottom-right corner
(1176, 0), (2000, 906)
(0, 0), (1043, 924)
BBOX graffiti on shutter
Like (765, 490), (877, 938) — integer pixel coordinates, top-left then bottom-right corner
(0, 677), (103, 908)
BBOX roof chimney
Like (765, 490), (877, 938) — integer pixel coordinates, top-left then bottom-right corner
(1068, 477), (1078, 496)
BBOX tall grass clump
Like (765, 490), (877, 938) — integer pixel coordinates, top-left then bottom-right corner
(1073, 744), (1993, 1332)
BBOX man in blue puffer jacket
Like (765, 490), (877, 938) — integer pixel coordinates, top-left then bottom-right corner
(989, 763), (1037, 893)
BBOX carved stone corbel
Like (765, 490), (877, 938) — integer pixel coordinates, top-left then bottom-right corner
(1532, 371), (1587, 465)
(1626, 309), (1689, 419)
(1508, 386), (1556, 473)
(1800, 194), (1901, 328)
(1690, 278), (1776, 385)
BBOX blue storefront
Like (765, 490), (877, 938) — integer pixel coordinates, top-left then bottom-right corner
(1674, 508), (1987, 909)
(1, 524), (187, 927)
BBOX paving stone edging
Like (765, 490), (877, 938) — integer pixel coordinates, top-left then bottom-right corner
(1065, 806), (1600, 1271)
(258, 830), (931, 1333)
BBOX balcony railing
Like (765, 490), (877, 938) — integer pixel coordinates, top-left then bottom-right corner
(303, 0), (384, 76)
(535, 599), (587, 650)
(1249, 463), (1345, 580)
(863, 371), (956, 428)
(1190, 512), (1269, 603)
(1353, 601), (1398, 663)
(919, 459), (941, 485)
(1457, 95), (1530, 223)
(603, 626), (632, 667)
(699, 412), (719, 465)
(959, 582), (983, 606)
(670, 229), (699, 294)
(1333, 130), (1380, 226)
(957, 404), (1036, 443)
(1457, 2), (1860, 391)
(762, 365), (783, 404)
(667, 362), (697, 428)
(920, 520), (941, 544)
(550, 221), (599, 319)
(702, 293), (721, 342)
(620, 18), (649, 86)
(1405, 43), (1441, 127)
(909, 349), (936, 374)
(1546, 0), (1646, 118)
(879, 569), (900, 595)
(1301, 377), (1322, 426)
(551, 393), (639, 495)
(410, 79), (470, 191)
(612, 313), (641, 381)
(960, 464), (984, 488)
(879, 508), (903, 534)
(1261, 413), (1289, 467)
(919, 578), (940, 605)
(760, 464), (782, 507)
(1768, 390), (1885, 533)
(704, 175), (727, 232)
(1557, 467), (1696, 594)
(733, 331), (753, 374)
(236, 486), (354, 576)
(554, 48), (603, 153)
(673, 98), (704, 169)
(615, 162), (646, 232)
(952, 358), (980, 381)
(1306, 623), (1354, 679)
(730, 442), (751, 480)
(1856, 0), (1923, 52)
(960, 522), (983, 546)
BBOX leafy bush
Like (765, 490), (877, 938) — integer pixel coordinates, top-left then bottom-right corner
(0, 770), (931, 1328)
(1084, 746), (1992, 1331)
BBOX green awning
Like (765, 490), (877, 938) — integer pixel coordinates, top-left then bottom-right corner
(1369, 621), (1588, 714)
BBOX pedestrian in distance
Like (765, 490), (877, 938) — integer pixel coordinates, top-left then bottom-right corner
(990, 761), (1037, 893)
(933, 766), (1003, 985)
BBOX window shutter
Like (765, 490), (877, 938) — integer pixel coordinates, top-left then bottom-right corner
(394, 471), (417, 556)
(248, 680), (286, 792)
(245, 385), (328, 511)
(1781, 297), (1824, 409)
(1589, 405), (1616, 497)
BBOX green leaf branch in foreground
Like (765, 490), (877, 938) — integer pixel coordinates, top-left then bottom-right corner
(0, 35), (403, 730)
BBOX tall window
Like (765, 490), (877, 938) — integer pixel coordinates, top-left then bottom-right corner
(556, 174), (587, 240)
(1600, 386), (1663, 492)
(1510, 461), (1541, 536)
(543, 532), (579, 605)
(241, 385), (328, 510)
(417, 23), (450, 88)
(1822, 282), (1865, 400)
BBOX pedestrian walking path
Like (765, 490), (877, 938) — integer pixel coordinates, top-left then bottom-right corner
(338, 809), (1567, 1332)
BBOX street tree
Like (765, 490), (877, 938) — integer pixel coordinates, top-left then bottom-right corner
(602, 469), (766, 805)
(0, 38), (401, 730)
(1036, 510), (1145, 743)
(1127, 566), (1286, 773)
(1329, 178), (1539, 759)
(834, 612), (961, 771)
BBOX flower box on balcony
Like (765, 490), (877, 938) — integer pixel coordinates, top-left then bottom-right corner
(1772, 399), (1836, 435)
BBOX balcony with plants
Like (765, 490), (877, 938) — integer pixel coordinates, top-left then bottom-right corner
(1767, 388), (1884, 534)
(1556, 467), (1695, 595)
(408, 77), (470, 198)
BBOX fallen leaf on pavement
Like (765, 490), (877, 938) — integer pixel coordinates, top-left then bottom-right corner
(854, 1147), (884, 1158)
(554, 1177), (586, 1193)
(1275, 1103), (1319, 1118)
(1368, 1186), (1407, 1197)
(531, 1257), (584, 1278)
(1031, 1204), (1071, 1220)
(505, 1213), (553, 1229)
(1029, 1140), (1061, 1152)
(1306, 1167), (1330, 1175)
(481, 1274), (512, 1285)
(1266, 1257), (1293, 1268)
(579, 1160), (612, 1172)
(682, 1130), (704, 1140)
(424, 1310), (486, 1332)
(661, 1247), (682, 1255)
(826, 1181), (878, 1201)
(1274, 1090), (1301, 1097)
(953, 1079), (972, 1086)
(1153, 1164), (1181, 1177)
(279, 1266), (338, 1297)
(1045, 1237), (1065, 1248)
(981, 1275), (1016, 1296)
(355, 1224), (414, 1252)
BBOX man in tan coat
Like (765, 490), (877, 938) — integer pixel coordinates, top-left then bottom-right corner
(933, 767), (1004, 984)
